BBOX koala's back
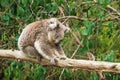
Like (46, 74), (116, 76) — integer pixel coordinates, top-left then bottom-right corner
(18, 20), (48, 49)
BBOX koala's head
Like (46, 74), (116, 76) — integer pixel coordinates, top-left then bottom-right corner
(47, 18), (70, 44)
(47, 18), (70, 32)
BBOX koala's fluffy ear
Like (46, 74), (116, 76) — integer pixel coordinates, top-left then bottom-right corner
(47, 18), (58, 30)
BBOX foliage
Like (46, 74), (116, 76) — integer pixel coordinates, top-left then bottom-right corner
(0, 0), (120, 80)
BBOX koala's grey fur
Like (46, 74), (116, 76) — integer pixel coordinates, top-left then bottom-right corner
(18, 18), (70, 64)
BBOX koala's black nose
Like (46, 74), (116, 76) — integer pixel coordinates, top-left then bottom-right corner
(50, 21), (54, 24)
(57, 24), (59, 28)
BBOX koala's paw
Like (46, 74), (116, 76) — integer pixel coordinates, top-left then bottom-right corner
(60, 57), (67, 60)
(50, 58), (58, 65)
(59, 55), (67, 60)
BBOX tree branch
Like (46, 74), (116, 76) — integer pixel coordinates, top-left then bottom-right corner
(58, 16), (120, 22)
(0, 49), (120, 74)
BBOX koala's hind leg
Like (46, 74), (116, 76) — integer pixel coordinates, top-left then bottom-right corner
(22, 46), (42, 60)
(54, 44), (67, 60)
(34, 41), (57, 64)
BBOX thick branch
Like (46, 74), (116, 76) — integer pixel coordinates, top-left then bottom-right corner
(0, 49), (120, 74)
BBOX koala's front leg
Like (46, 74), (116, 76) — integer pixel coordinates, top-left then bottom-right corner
(34, 41), (57, 64)
(54, 44), (67, 60)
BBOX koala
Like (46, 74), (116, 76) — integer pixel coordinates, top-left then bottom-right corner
(18, 18), (70, 64)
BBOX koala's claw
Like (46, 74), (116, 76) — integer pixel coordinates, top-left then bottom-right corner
(50, 58), (57, 65)
(59, 55), (67, 60)
(60, 57), (66, 60)
(37, 55), (43, 61)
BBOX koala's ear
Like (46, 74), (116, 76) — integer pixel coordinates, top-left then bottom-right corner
(48, 22), (59, 31)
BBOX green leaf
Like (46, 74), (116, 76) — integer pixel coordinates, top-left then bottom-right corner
(0, 0), (9, 7)
(69, 1), (76, 9)
(90, 72), (99, 80)
(45, 0), (51, 3)
(98, 0), (103, 4)
(109, 21), (113, 28)
(33, 65), (46, 79)
(2, 15), (10, 25)
(2, 15), (9, 21)
(83, 20), (92, 28)
(87, 26), (92, 35)
(21, 0), (28, 7)
(18, 70), (22, 80)
(108, 21), (113, 34)
(2, 32), (8, 41)
(17, 6), (25, 16)
(15, 35), (19, 41)
(98, 21), (102, 26)
(80, 47), (88, 55)
(98, 0), (111, 7)
(4, 67), (11, 79)
(104, 50), (115, 62)
(83, 20), (93, 35)
(81, 28), (88, 36)
(64, 69), (71, 78)
(87, 40), (94, 49)
(103, 0), (111, 6)
(39, 0), (45, 6)
(51, 2), (58, 10)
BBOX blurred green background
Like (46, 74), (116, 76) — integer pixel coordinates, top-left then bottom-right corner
(0, 0), (120, 80)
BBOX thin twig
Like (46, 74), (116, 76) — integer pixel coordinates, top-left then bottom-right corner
(58, 16), (120, 22)
(71, 45), (81, 58)
(29, 0), (35, 15)
(58, 8), (83, 47)
(93, 0), (120, 16)
(59, 45), (81, 80)
(107, 5), (120, 16)
(58, 16), (86, 21)
(70, 30), (83, 47)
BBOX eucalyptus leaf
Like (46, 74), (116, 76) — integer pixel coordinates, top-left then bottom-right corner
(21, 0), (28, 7)
(2, 15), (9, 21)
(82, 28), (88, 36)
(80, 47), (88, 55)
(52, 2), (58, 10)
(104, 50), (115, 62)
(17, 6), (25, 16)
(109, 21), (113, 28)
(69, 1), (76, 9)
(0, 0), (9, 7)
(64, 69), (71, 78)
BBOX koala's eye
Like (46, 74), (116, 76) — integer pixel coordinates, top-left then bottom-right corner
(50, 21), (54, 24)
(53, 24), (59, 30)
